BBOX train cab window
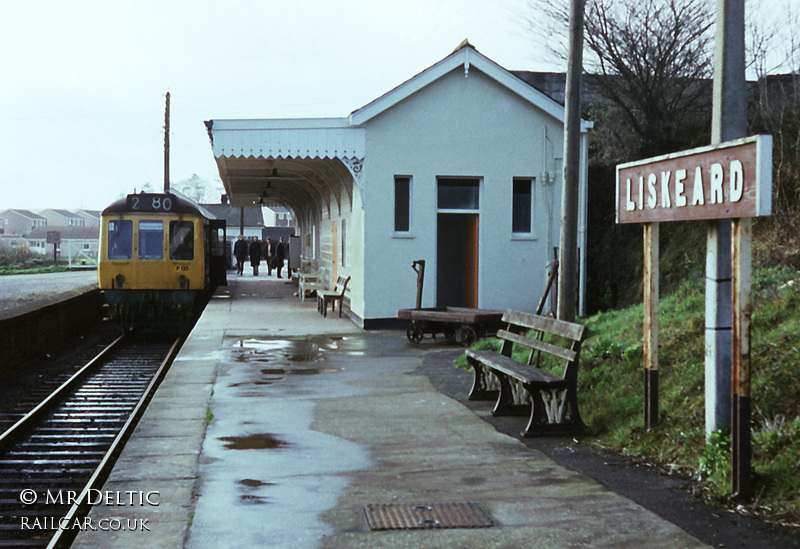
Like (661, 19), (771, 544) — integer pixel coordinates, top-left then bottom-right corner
(138, 220), (164, 260)
(169, 221), (194, 260)
(107, 220), (132, 260)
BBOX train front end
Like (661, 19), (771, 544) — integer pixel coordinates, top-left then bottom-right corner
(99, 193), (210, 333)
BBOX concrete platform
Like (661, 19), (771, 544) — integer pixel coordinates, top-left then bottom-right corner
(73, 275), (709, 548)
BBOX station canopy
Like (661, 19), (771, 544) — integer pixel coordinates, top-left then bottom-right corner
(204, 118), (365, 224)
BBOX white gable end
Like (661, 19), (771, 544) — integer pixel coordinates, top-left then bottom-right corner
(350, 44), (590, 131)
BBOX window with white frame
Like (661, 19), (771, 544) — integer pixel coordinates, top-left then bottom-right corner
(512, 178), (533, 234)
(394, 176), (411, 233)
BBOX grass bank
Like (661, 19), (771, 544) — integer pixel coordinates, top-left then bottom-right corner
(580, 264), (800, 527)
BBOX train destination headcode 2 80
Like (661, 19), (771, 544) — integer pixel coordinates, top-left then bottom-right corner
(126, 193), (177, 212)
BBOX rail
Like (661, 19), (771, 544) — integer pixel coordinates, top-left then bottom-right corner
(0, 334), (182, 548)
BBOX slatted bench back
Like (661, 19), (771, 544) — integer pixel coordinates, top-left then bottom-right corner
(497, 310), (586, 382)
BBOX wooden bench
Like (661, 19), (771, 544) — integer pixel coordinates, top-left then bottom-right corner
(465, 310), (586, 437)
(317, 276), (350, 317)
(299, 269), (325, 302)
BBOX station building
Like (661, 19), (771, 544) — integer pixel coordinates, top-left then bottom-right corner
(205, 42), (591, 327)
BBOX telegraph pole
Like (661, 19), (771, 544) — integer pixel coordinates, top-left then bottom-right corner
(557, 0), (586, 322)
(164, 92), (171, 192)
(710, 0), (750, 497)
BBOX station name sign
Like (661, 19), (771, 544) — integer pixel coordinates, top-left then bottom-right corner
(616, 135), (772, 224)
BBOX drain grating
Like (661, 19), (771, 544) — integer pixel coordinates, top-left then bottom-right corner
(363, 502), (493, 530)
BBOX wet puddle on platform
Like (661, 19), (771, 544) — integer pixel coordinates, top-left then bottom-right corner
(219, 433), (288, 450)
(231, 339), (324, 363)
(239, 478), (273, 488)
(227, 338), (342, 390)
(190, 334), (376, 548)
(237, 479), (275, 505)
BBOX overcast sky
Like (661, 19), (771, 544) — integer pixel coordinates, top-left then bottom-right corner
(1, 0), (557, 212)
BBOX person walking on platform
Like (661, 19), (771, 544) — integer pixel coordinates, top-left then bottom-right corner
(276, 237), (286, 278)
(249, 236), (263, 276)
(233, 234), (248, 276)
(263, 237), (275, 276)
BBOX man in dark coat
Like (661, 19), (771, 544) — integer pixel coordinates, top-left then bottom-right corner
(233, 234), (248, 275)
(264, 237), (275, 276)
(276, 237), (286, 278)
(249, 236), (263, 276)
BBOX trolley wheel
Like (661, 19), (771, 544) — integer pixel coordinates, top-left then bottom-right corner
(458, 325), (478, 347)
(406, 323), (424, 343)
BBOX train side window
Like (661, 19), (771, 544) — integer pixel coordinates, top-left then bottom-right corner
(138, 220), (163, 260)
(169, 221), (194, 260)
(108, 220), (132, 260)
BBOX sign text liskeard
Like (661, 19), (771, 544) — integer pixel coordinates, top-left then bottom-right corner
(616, 135), (772, 224)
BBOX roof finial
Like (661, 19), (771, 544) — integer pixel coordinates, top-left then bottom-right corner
(453, 39), (475, 53)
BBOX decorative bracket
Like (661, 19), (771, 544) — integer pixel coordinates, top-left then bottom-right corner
(341, 157), (365, 209)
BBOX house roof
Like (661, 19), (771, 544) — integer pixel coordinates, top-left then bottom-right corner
(1, 209), (46, 220)
(75, 210), (102, 222)
(27, 225), (98, 240)
(349, 42), (591, 130)
(202, 203), (265, 229)
(42, 209), (83, 219)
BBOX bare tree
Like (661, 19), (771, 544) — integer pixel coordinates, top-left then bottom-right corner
(525, 0), (715, 160)
(746, 0), (800, 79)
(173, 174), (212, 204)
(745, 0), (800, 236)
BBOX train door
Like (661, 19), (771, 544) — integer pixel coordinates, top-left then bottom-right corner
(208, 219), (227, 287)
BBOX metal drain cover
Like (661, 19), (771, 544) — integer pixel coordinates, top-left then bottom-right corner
(364, 502), (493, 530)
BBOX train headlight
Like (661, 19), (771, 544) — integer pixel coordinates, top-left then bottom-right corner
(115, 274), (125, 288)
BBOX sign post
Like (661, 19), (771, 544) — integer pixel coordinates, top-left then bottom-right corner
(643, 222), (659, 428)
(616, 134), (771, 494)
(731, 217), (753, 495)
(46, 231), (61, 266)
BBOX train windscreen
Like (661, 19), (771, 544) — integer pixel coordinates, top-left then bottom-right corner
(107, 220), (133, 260)
(138, 221), (164, 260)
(169, 221), (194, 260)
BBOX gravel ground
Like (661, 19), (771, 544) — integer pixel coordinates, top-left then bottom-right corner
(415, 346), (800, 549)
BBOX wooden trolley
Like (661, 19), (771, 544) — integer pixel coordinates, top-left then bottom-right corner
(397, 306), (504, 347)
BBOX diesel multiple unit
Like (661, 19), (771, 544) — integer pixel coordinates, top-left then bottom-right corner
(98, 192), (226, 332)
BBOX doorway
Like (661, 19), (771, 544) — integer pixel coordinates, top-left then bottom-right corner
(436, 213), (479, 308)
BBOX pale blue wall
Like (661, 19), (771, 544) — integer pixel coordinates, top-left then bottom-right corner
(360, 67), (566, 320)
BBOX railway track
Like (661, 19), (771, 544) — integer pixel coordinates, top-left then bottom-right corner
(0, 334), (182, 548)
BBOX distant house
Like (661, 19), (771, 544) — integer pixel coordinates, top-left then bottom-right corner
(202, 195), (265, 238)
(264, 206), (294, 228)
(26, 225), (99, 263)
(0, 234), (27, 252)
(74, 209), (102, 228)
(0, 210), (47, 237)
(39, 209), (85, 227)
(202, 195), (267, 267)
